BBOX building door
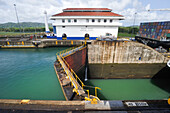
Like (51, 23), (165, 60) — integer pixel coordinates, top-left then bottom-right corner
(53, 26), (56, 34)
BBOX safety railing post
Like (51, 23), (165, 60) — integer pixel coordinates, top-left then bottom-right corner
(94, 87), (101, 97)
(95, 87), (97, 97)
(81, 83), (84, 89)
(87, 90), (89, 99)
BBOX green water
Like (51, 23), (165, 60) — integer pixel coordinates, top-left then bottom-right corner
(0, 48), (69, 100)
(85, 79), (170, 100)
(0, 48), (169, 101)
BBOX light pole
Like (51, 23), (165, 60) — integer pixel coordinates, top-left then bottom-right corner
(132, 12), (137, 36)
(14, 4), (21, 34)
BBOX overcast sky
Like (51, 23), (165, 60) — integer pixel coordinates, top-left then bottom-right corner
(0, 0), (170, 26)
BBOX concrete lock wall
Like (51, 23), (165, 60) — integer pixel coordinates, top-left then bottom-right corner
(87, 41), (170, 79)
(64, 47), (86, 81)
(39, 40), (83, 48)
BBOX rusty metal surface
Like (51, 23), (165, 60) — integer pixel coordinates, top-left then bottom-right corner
(64, 48), (86, 73)
(57, 56), (85, 96)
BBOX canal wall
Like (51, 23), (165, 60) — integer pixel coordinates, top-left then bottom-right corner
(88, 41), (168, 64)
(88, 63), (167, 79)
(39, 40), (83, 48)
(64, 47), (86, 81)
(87, 41), (170, 79)
(0, 39), (83, 48)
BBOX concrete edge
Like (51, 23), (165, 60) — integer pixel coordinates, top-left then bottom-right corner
(0, 99), (84, 106)
(54, 65), (68, 101)
(0, 99), (169, 111)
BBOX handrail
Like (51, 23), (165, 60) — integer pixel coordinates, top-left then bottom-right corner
(56, 46), (76, 56)
(61, 55), (101, 98)
(84, 85), (101, 97)
(56, 44), (101, 101)
(57, 44), (85, 57)
(62, 57), (85, 89)
(71, 69), (85, 89)
(57, 55), (82, 94)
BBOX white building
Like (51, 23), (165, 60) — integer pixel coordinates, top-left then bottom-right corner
(50, 8), (124, 40)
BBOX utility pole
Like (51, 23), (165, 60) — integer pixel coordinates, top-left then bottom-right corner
(14, 4), (21, 34)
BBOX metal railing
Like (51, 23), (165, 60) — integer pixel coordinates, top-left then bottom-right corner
(56, 45), (101, 101)
(57, 55), (85, 95)
(56, 45), (85, 57)
(56, 46), (76, 56)
(62, 57), (85, 89)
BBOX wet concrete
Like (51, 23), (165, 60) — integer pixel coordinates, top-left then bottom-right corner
(87, 41), (170, 79)
(88, 63), (167, 79)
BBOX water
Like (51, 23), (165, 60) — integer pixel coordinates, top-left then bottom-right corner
(0, 48), (169, 101)
(85, 79), (170, 100)
(0, 48), (69, 100)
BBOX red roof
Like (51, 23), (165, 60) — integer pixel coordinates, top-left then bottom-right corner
(63, 8), (112, 11)
(52, 12), (123, 17)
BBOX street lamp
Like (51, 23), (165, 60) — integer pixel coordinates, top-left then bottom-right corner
(132, 12), (137, 35)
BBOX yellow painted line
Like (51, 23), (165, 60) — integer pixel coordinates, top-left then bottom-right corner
(20, 99), (30, 104)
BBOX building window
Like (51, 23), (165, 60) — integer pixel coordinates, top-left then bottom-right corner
(62, 19), (65, 23)
(110, 19), (112, 23)
(62, 26), (65, 28)
(98, 19), (101, 22)
(104, 19), (107, 23)
(74, 19), (77, 22)
(68, 19), (71, 23)
(92, 19), (95, 22)
(86, 19), (89, 22)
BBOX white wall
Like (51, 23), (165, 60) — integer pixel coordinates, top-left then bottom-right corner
(56, 26), (118, 38)
(52, 18), (122, 37)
